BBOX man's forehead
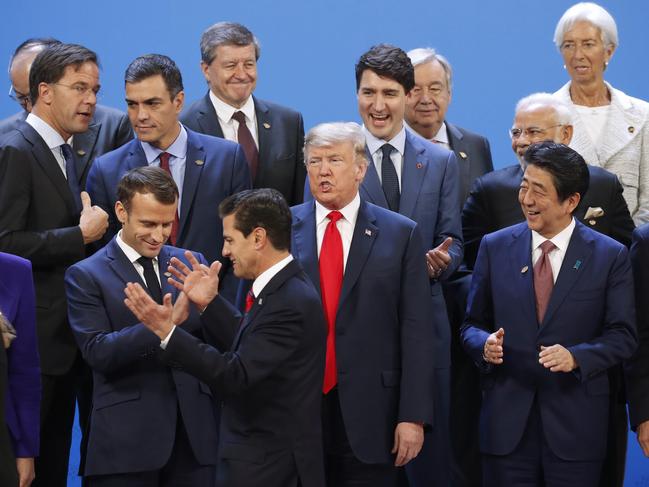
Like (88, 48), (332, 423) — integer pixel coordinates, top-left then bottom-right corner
(515, 105), (557, 124)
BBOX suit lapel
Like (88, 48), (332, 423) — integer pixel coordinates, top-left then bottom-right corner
(509, 224), (537, 324)
(157, 247), (176, 299)
(399, 132), (429, 219)
(107, 238), (146, 287)
(291, 203), (321, 294)
(178, 131), (205, 241)
(254, 97), (272, 186)
(541, 223), (594, 327)
(446, 123), (470, 196)
(598, 84), (645, 163)
(360, 146), (389, 208)
(197, 93), (224, 138)
(73, 123), (100, 183)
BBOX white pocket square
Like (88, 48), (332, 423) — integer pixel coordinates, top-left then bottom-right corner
(584, 207), (604, 219)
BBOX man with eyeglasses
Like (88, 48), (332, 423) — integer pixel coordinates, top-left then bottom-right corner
(0, 42), (110, 487)
(0, 38), (132, 189)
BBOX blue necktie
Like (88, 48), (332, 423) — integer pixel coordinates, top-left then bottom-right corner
(380, 143), (400, 212)
(60, 143), (82, 213)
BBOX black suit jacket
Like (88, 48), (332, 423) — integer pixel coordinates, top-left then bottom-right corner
(181, 92), (306, 205)
(446, 122), (493, 205)
(162, 259), (326, 487)
(0, 121), (86, 374)
(462, 164), (635, 270)
(0, 105), (133, 189)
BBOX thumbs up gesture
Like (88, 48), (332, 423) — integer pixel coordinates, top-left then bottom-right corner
(79, 191), (109, 244)
(426, 237), (453, 278)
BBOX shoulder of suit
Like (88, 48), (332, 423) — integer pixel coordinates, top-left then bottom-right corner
(446, 122), (489, 143)
(93, 104), (127, 122)
(187, 127), (239, 151)
(0, 251), (32, 275)
(290, 201), (312, 220)
(406, 129), (452, 159)
(0, 111), (25, 136)
(254, 97), (302, 119)
(93, 137), (137, 165)
(586, 164), (617, 183)
(364, 200), (417, 229)
(474, 164), (520, 187)
(608, 84), (649, 116)
(577, 219), (625, 252)
(633, 223), (649, 242)
(485, 221), (528, 244)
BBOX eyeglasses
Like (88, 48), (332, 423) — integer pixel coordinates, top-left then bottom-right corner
(8, 85), (31, 109)
(509, 124), (563, 140)
(53, 82), (101, 99)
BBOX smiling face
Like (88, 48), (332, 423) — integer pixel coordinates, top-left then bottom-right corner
(221, 213), (259, 279)
(125, 74), (183, 150)
(36, 62), (99, 140)
(519, 164), (579, 238)
(357, 69), (406, 141)
(511, 105), (572, 165)
(201, 43), (257, 109)
(560, 20), (614, 86)
(306, 141), (367, 211)
(405, 60), (451, 139)
(115, 191), (178, 258)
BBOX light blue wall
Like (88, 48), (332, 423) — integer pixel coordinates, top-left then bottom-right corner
(2, 1), (648, 483)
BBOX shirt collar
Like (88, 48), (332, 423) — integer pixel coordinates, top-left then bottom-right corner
(531, 217), (576, 253)
(252, 254), (294, 297)
(209, 90), (256, 124)
(115, 230), (159, 266)
(314, 192), (361, 229)
(363, 125), (406, 157)
(140, 123), (187, 164)
(432, 122), (448, 144)
(25, 112), (66, 149)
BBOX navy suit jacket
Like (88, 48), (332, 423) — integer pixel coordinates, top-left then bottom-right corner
(86, 127), (250, 302)
(65, 240), (218, 476)
(0, 121), (86, 374)
(0, 105), (133, 189)
(446, 122), (493, 205)
(162, 259), (326, 487)
(181, 93), (306, 205)
(461, 221), (637, 460)
(462, 164), (635, 270)
(360, 129), (463, 368)
(627, 223), (649, 429)
(0, 252), (40, 459)
(291, 199), (435, 464)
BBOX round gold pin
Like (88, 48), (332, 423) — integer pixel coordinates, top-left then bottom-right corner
(629, 126), (635, 133)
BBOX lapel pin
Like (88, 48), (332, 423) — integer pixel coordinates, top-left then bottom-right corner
(164, 271), (172, 278)
(521, 265), (528, 274)
(588, 219), (596, 225)
(76, 149), (86, 156)
(195, 159), (204, 166)
(573, 260), (582, 270)
(263, 122), (271, 129)
(365, 229), (372, 237)
(258, 297), (263, 305)
(628, 126), (635, 133)
(459, 151), (468, 159)
(416, 162), (423, 169)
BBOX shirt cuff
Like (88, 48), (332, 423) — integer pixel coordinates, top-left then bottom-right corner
(160, 325), (177, 350)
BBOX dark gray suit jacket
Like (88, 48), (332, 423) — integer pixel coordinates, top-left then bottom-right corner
(0, 105), (132, 189)
(181, 92), (305, 205)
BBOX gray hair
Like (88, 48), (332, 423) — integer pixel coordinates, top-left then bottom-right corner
(200, 22), (261, 65)
(553, 2), (618, 49)
(406, 47), (453, 91)
(304, 122), (368, 166)
(515, 93), (573, 125)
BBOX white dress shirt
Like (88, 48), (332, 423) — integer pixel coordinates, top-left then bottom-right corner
(531, 218), (576, 283)
(251, 254), (294, 298)
(315, 193), (361, 271)
(363, 126), (407, 190)
(26, 112), (69, 177)
(209, 91), (259, 148)
(115, 230), (162, 287)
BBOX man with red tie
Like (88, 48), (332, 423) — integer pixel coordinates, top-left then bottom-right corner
(291, 122), (434, 486)
(123, 188), (327, 487)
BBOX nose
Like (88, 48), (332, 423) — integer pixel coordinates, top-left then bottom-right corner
(520, 187), (534, 207)
(222, 245), (230, 258)
(374, 94), (386, 112)
(152, 225), (165, 243)
(419, 88), (433, 104)
(137, 106), (149, 121)
(234, 62), (246, 79)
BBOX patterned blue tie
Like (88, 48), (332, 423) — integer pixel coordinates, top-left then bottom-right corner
(60, 143), (82, 213)
(380, 143), (400, 212)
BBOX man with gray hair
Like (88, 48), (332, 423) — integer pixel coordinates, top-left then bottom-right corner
(181, 21), (306, 205)
(405, 47), (493, 205)
(292, 121), (434, 486)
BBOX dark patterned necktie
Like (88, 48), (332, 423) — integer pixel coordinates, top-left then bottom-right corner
(380, 143), (399, 212)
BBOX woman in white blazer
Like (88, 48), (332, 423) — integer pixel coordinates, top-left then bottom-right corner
(554, 2), (649, 225)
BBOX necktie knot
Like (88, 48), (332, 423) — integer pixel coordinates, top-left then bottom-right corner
(379, 144), (399, 212)
(539, 240), (556, 255)
(137, 256), (162, 304)
(380, 143), (394, 161)
(327, 211), (343, 224)
(232, 111), (246, 124)
(60, 143), (73, 161)
(137, 256), (155, 272)
(159, 152), (171, 172)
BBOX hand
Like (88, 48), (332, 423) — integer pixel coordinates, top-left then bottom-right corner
(539, 344), (577, 372)
(16, 457), (35, 487)
(637, 420), (649, 457)
(124, 282), (174, 339)
(426, 237), (453, 278)
(79, 191), (109, 244)
(483, 327), (504, 364)
(391, 422), (424, 467)
(167, 251), (222, 310)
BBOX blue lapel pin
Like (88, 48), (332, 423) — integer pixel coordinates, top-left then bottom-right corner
(573, 260), (582, 270)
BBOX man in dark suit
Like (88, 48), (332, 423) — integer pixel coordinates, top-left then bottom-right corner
(354, 44), (462, 487)
(628, 224), (649, 459)
(87, 54), (250, 302)
(66, 167), (218, 486)
(0, 37), (133, 188)
(405, 46), (493, 486)
(292, 121), (434, 486)
(123, 188), (326, 487)
(0, 43), (110, 487)
(461, 142), (637, 486)
(180, 22), (306, 205)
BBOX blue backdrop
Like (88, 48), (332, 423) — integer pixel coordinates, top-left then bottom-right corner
(1, 0), (648, 484)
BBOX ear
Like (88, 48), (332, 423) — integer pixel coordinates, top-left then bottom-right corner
(561, 125), (574, 145)
(115, 200), (127, 225)
(253, 227), (267, 249)
(38, 82), (53, 105)
(565, 192), (581, 215)
(605, 43), (616, 64)
(173, 91), (185, 114)
(200, 61), (210, 82)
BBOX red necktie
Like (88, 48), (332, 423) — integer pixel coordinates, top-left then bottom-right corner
(245, 289), (255, 313)
(231, 111), (259, 182)
(158, 152), (180, 245)
(319, 211), (344, 394)
(534, 240), (556, 324)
